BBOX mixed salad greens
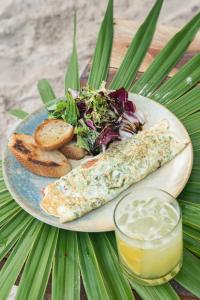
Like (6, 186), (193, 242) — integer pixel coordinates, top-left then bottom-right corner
(48, 83), (145, 155)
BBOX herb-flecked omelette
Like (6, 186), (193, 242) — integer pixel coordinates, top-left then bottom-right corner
(41, 120), (189, 223)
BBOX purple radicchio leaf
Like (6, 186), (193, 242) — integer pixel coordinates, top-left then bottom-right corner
(109, 87), (128, 102)
(109, 88), (126, 114)
(85, 119), (96, 130)
(109, 87), (136, 115)
(77, 100), (87, 117)
(124, 100), (136, 115)
(96, 125), (120, 146)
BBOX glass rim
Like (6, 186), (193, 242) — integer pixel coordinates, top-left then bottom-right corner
(113, 187), (181, 243)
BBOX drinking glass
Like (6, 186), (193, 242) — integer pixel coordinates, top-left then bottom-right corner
(114, 188), (183, 286)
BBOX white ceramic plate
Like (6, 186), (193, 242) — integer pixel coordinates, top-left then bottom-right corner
(3, 93), (193, 232)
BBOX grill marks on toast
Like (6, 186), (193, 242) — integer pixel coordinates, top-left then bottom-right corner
(8, 133), (71, 177)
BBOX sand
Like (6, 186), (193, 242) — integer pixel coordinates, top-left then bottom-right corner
(1, 0), (200, 154)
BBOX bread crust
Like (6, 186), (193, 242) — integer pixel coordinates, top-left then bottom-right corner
(60, 143), (86, 160)
(34, 119), (74, 150)
(9, 133), (71, 177)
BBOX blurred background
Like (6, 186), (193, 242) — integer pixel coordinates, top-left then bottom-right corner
(1, 0), (200, 155)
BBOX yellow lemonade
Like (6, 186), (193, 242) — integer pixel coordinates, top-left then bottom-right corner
(114, 189), (183, 285)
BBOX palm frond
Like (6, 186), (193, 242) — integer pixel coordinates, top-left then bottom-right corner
(166, 87), (200, 120)
(0, 192), (13, 208)
(0, 220), (42, 300)
(184, 234), (200, 257)
(183, 225), (200, 241)
(187, 168), (200, 183)
(0, 201), (21, 227)
(184, 190), (200, 202)
(37, 79), (56, 104)
(130, 281), (180, 300)
(8, 109), (29, 119)
(152, 54), (200, 104)
(15, 225), (58, 300)
(180, 190), (200, 203)
(52, 230), (80, 300)
(65, 14), (80, 92)
(180, 151), (200, 195)
(0, 162), (3, 178)
(181, 112), (200, 135)
(109, 0), (163, 90)
(131, 11), (200, 96)
(91, 233), (134, 300)
(190, 132), (200, 150)
(180, 200), (200, 229)
(88, 0), (113, 89)
(78, 233), (110, 300)
(0, 211), (33, 261)
(175, 249), (200, 298)
(184, 180), (200, 194)
(0, 180), (8, 193)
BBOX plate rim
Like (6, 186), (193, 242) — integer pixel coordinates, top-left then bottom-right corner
(2, 93), (193, 232)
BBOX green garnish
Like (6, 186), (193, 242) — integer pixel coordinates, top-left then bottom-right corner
(48, 91), (79, 126)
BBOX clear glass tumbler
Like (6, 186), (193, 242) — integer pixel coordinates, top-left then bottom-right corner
(114, 188), (183, 286)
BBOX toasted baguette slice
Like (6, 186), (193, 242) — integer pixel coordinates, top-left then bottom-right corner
(34, 119), (74, 150)
(8, 133), (71, 177)
(60, 142), (86, 160)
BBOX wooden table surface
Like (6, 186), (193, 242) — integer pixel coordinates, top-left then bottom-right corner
(2, 20), (200, 300)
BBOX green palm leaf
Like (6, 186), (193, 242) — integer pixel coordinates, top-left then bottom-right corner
(180, 200), (200, 229)
(183, 225), (200, 241)
(131, 11), (200, 96)
(0, 181), (8, 193)
(181, 112), (200, 135)
(152, 54), (200, 104)
(16, 225), (58, 300)
(37, 79), (56, 104)
(186, 181), (200, 194)
(52, 230), (80, 300)
(0, 220), (42, 300)
(0, 208), (21, 228)
(91, 233), (134, 299)
(65, 14), (80, 91)
(78, 233), (110, 300)
(109, 0), (163, 90)
(130, 281), (180, 300)
(166, 87), (200, 119)
(181, 153), (200, 197)
(180, 191), (200, 203)
(0, 211), (33, 260)
(88, 0), (113, 89)
(0, 192), (13, 208)
(175, 249), (200, 298)
(184, 235), (200, 257)
(187, 168), (200, 183)
(190, 132), (200, 150)
(8, 109), (29, 119)
(183, 225), (200, 256)
(0, 201), (21, 227)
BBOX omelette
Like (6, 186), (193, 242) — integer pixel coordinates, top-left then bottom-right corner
(41, 120), (189, 223)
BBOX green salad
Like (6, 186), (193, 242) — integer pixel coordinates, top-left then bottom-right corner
(47, 83), (144, 155)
